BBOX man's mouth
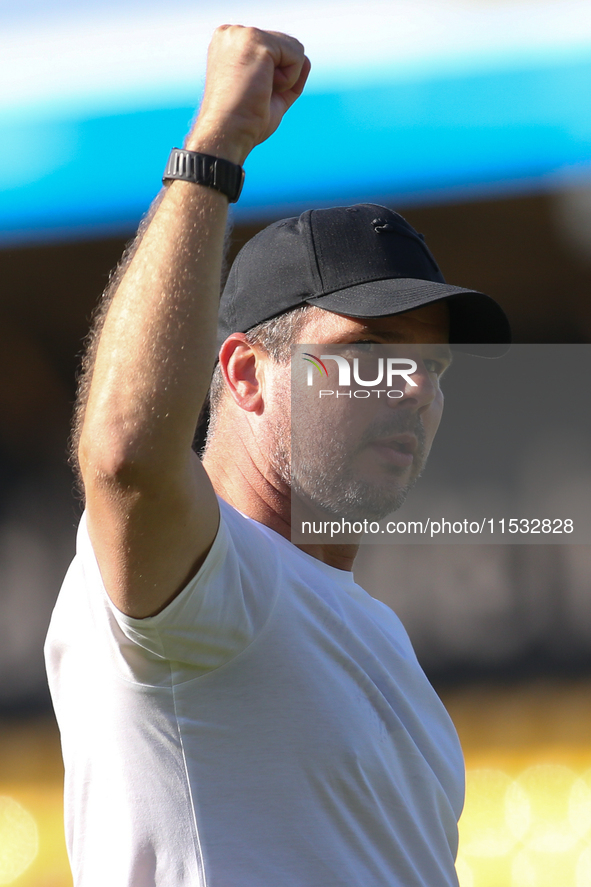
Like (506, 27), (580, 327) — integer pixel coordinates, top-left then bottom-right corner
(370, 434), (418, 468)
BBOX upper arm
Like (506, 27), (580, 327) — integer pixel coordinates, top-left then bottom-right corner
(83, 451), (220, 618)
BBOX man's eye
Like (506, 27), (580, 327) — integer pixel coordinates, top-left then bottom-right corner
(424, 359), (445, 376)
(351, 341), (378, 352)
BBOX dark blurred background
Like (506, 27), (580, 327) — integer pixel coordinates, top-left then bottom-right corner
(3, 189), (591, 714)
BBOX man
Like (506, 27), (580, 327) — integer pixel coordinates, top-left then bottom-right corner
(45, 25), (509, 887)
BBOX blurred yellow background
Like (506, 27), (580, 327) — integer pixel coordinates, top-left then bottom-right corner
(451, 681), (591, 887)
(0, 719), (68, 887)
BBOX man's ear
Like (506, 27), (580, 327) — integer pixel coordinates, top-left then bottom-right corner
(218, 334), (265, 414)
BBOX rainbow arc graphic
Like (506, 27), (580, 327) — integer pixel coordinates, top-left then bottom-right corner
(302, 353), (328, 376)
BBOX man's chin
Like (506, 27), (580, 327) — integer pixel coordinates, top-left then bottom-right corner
(291, 478), (415, 523)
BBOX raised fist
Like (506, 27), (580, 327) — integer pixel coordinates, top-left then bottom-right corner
(187, 25), (311, 165)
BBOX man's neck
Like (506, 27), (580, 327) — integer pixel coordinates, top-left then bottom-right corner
(202, 445), (359, 572)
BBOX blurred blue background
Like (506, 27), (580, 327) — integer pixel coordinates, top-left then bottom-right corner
(3, 0), (591, 243)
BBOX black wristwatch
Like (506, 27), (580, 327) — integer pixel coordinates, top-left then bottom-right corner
(162, 148), (245, 203)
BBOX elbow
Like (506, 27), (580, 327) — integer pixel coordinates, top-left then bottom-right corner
(78, 423), (146, 491)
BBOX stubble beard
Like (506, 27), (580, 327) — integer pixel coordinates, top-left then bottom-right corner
(269, 407), (429, 521)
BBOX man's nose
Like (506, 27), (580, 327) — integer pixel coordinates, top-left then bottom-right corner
(392, 359), (439, 412)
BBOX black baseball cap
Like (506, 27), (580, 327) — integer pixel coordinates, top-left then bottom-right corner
(218, 204), (511, 356)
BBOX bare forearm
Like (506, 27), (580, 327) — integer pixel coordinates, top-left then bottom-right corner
(79, 171), (229, 482)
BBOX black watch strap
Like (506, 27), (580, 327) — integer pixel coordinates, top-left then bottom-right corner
(162, 148), (245, 203)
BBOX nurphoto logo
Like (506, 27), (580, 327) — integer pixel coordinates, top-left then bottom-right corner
(302, 352), (418, 398)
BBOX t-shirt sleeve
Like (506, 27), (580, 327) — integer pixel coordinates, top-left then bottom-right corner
(74, 500), (282, 684)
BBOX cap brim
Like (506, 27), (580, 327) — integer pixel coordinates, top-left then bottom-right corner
(306, 278), (511, 357)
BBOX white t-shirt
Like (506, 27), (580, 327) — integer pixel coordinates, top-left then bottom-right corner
(45, 498), (464, 887)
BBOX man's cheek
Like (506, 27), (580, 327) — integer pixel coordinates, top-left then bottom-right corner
(425, 392), (444, 448)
